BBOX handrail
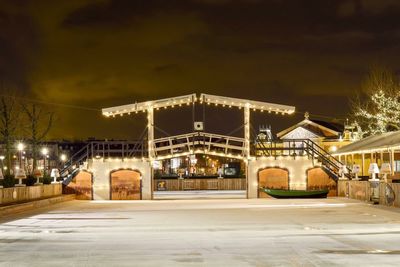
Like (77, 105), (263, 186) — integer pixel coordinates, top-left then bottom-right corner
(60, 140), (146, 178)
(61, 136), (351, 180)
(254, 138), (352, 180)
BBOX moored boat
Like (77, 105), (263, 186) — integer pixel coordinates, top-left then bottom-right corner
(261, 188), (329, 199)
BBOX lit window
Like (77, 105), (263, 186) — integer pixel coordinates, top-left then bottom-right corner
(395, 161), (400, 172)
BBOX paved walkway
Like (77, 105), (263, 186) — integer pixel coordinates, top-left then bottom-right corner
(1, 198), (400, 266)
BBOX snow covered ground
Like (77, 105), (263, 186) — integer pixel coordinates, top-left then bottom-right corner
(1, 198), (400, 266)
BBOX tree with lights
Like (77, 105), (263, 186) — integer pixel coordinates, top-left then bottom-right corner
(351, 68), (400, 136)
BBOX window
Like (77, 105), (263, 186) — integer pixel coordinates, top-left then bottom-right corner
(395, 161), (400, 172)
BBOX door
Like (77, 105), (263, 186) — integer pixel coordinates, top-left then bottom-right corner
(110, 169), (141, 200)
(64, 170), (93, 200)
(258, 167), (289, 198)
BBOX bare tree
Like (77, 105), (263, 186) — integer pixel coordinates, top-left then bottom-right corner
(21, 102), (54, 172)
(350, 67), (400, 136)
(0, 96), (20, 174)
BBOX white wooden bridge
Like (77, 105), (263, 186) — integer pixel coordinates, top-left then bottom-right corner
(61, 93), (349, 200)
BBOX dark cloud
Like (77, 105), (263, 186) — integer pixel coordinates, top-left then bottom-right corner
(1, 0), (400, 139)
(0, 5), (39, 91)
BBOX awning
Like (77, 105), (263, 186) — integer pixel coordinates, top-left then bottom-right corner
(333, 131), (400, 155)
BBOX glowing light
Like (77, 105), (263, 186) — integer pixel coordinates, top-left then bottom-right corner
(17, 143), (24, 151)
(41, 147), (49, 156)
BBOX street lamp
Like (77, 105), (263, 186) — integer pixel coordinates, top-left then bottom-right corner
(0, 155), (4, 170)
(60, 154), (67, 162)
(15, 142), (26, 186)
(17, 143), (24, 168)
(0, 166), (3, 188)
(41, 147), (49, 175)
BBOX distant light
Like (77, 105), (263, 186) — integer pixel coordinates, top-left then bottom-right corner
(60, 154), (67, 161)
(41, 147), (49, 156)
(17, 143), (24, 151)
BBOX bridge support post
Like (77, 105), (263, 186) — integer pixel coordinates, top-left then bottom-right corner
(147, 107), (155, 160)
(147, 107), (155, 200)
(244, 104), (251, 199)
(244, 104), (250, 159)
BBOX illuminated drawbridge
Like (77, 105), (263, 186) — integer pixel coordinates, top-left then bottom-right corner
(61, 93), (348, 200)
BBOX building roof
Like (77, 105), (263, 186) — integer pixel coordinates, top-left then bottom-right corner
(277, 118), (341, 139)
(309, 119), (344, 133)
(333, 131), (400, 155)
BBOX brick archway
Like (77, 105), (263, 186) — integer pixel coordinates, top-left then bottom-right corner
(306, 167), (337, 197)
(110, 169), (141, 200)
(258, 167), (289, 198)
(63, 170), (93, 200)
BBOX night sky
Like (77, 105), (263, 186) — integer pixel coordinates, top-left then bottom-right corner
(1, 0), (400, 141)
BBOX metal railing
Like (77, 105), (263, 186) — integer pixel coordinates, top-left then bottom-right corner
(61, 136), (351, 181)
(254, 138), (351, 180)
(60, 141), (146, 177)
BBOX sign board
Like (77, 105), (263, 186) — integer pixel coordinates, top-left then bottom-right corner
(157, 180), (166, 191)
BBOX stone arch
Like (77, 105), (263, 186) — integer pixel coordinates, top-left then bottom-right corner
(258, 167), (289, 198)
(306, 167), (337, 197)
(110, 169), (141, 200)
(63, 170), (93, 200)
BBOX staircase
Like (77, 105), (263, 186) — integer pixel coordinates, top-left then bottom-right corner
(60, 141), (146, 184)
(254, 138), (351, 180)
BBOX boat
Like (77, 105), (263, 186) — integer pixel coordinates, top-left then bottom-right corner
(260, 188), (329, 199)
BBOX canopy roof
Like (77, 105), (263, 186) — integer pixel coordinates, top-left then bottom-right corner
(333, 131), (400, 155)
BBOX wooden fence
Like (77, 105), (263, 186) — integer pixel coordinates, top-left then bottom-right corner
(0, 184), (62, 205)
(338, 180), (400, 207)
(154, 178), (246, 191)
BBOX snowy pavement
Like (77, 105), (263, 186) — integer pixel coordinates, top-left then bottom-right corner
(1, 198), (400, 266)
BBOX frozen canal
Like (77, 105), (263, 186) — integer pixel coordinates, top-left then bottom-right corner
(1, 198), (400, 266)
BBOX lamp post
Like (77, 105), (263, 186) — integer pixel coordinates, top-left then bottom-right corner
(41, 147), (49, 176)
(60, 153), (67, 168)
(15, 143), (26, 186)
(0, 155), (4, 170)
(0, 157), (4, 188)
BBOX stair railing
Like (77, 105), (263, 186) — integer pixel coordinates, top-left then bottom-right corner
(60, 140), (146, 179)
(253, 138), (351, 180)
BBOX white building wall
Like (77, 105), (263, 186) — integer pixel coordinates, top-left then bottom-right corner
(247, 156), (316, 198)
(90, 158), (152, 200)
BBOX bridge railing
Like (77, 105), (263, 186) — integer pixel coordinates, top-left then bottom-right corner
(153, 132), (246, 158)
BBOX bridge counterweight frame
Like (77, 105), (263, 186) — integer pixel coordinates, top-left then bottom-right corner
(101, 93), (295, 161)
